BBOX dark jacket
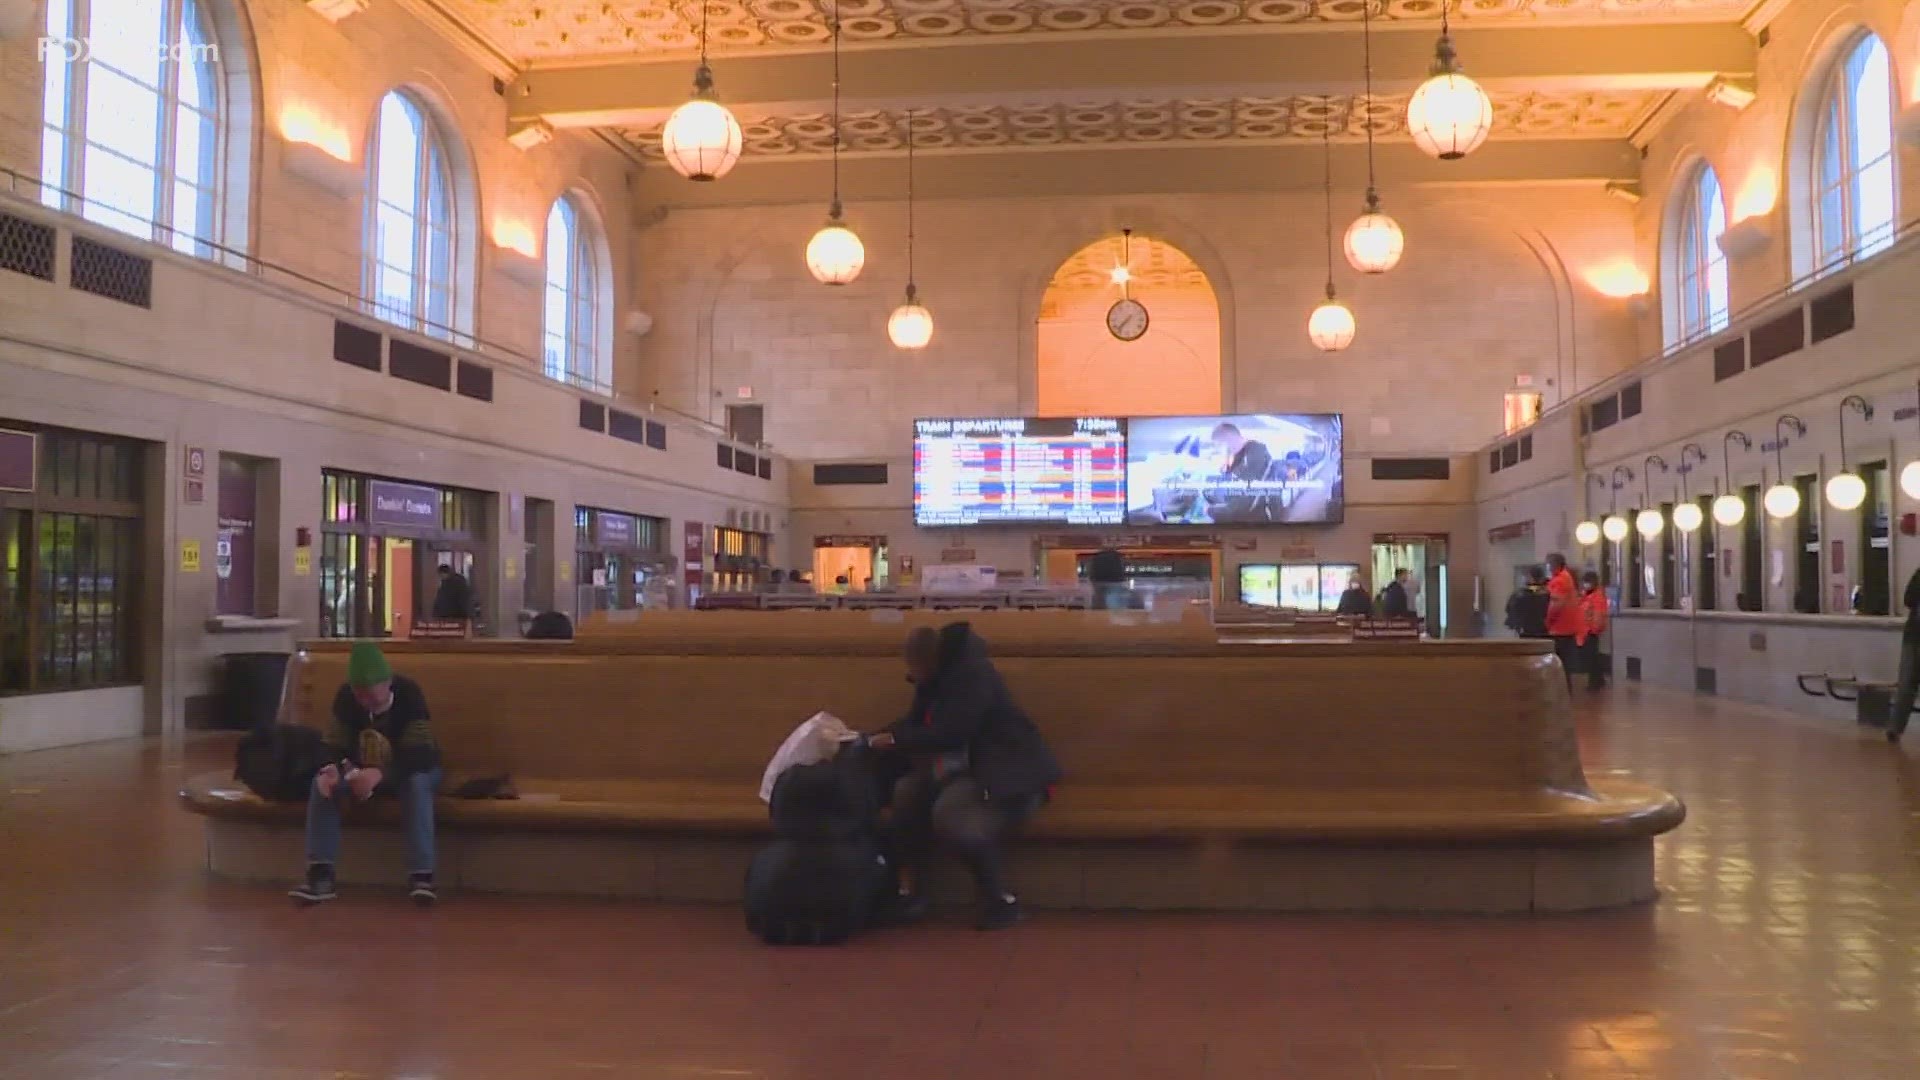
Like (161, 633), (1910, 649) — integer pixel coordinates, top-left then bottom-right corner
(326, 674), (440, 779)
(1212, 440), (1274, 523)
(1335, 586), (1372, 617)
(1086, 548), (1126, 586)
(886, 623), (1063, 801)
(1505, 584), (1550, 638)
(431, 572), (473, 620)
(1380, 580), (1412, 618)
(1905, 568), (1920, 635)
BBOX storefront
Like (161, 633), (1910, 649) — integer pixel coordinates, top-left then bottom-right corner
(319, 471), (490, 639)
(1036, 532), (1222, 602)
(709, 525), (771, 594)
(813, 534), (889, 592)
(0, 423), (147, 695)
(574, 506), (671, 612)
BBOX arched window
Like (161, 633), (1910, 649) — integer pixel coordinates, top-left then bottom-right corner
(1669, 164), (1729, 344)
(1809, 32), (1897, 271)
(366, 91), (457, 341)
(40, 0), (226, 256)
(542, 197), (607, 390)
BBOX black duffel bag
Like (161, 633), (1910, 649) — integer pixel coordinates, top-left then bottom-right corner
(233, 724), (332, 802)
(745, 741), (894, 946)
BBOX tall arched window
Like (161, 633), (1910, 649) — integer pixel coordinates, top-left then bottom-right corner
(40, 0), (226, 256)
(366, 91), (456, 340)
(1809, 32), (1897, 271)
(542, 197), (607, 390)
(1669, 164), (1729, 344)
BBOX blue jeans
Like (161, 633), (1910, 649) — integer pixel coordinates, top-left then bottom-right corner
(305, 767), (442, 875)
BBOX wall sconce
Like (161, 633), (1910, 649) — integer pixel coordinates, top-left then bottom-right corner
(1825, 395), (1873, 510)
(278, 106), (357, 199)
(1732, 166), (1776, 220)
(492, 222), (545, 287)
(1603, 465), (1635, 542)
(1898, 103), (1920, 149)
(507, 119), (555, 152)
(1673, 443), (1707, 532)
(306, 0), (368, 22)
(1717, 215), (1773, 260)
(1763, 415), (1807, 519)
(1704, 76), (1757, 110)
(1714, 431), (1752, 525)
(1636, 455), (1669, 538)
(1576, 473), (1608, 546)
(1604, 180), (1642, 205)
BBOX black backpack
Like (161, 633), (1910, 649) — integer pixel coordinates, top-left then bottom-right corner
(744, 744), (893, 946)
(233, 724), (332, 802)
(526, 611), (574, 640)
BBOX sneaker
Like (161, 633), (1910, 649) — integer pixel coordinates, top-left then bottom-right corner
(976, 894), (1025, 931)
(408, 873), (437, 907)
(289, 864), (337, 906)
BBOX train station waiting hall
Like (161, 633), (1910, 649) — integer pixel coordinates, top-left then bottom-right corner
(5, 0), (1920, 1075)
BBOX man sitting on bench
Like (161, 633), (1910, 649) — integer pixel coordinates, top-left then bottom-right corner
(290, 643), (443, 907)
(868, 623), (1061, 930)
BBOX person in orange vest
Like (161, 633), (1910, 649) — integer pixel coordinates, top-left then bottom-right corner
(1578, 570), (1611, 690)
(1543, 553), (1583, 691)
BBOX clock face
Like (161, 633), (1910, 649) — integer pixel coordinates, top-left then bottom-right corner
(1107, 298), (1150, 341)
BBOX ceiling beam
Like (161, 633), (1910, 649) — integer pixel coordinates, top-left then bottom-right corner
(632, 138), (1641, 210)
(510, 24), (1755, 129)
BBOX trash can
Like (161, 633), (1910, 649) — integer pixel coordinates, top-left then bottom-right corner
(222, 651), (291, 731)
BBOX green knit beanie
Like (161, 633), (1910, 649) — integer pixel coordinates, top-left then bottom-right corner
(347, 642), (392, 688)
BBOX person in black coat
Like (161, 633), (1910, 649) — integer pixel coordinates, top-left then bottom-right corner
(1334, 575), (1373, 617)
(430, 565), (474, 620)
(1086, 547), (1128, 610)
(1504, 567), (1551, 639)
(867, 622), (1062, 929)
(1889, 567), (1920, 744)
(1380, 568), (1413, 618)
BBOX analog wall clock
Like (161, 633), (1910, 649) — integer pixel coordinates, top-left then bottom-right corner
(1106, 297), (1149, 342)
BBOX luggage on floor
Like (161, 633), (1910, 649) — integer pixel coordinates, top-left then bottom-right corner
(744, 743), (893, 946)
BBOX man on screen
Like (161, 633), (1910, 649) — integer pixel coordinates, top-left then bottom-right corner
(1206, 423), (1274, 523)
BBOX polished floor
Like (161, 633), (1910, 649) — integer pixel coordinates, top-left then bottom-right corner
(4, 687), (1920, 1079)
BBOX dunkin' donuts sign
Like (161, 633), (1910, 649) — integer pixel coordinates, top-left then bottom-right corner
(369, 481), (441, 529)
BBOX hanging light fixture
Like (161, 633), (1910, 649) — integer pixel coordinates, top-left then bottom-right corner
(1406, 2), (1493, 161)
(1602, 465), (1633, 543)
(1763, 415), (1807, 519)
(806, 2), (864, 285)
(661, 2), (743, 181)
(1635, 456), (1668, 538)
(1308, 122), (1355, 352)
(1713, 431), (1752, 526)
(1825, 395), (1872, 510)
(1672, 444), (1707, 533)
(1900, 381), (1920, 499)
(1343, 0), (1404, 274)
(1576, 473), (1608, 546)
(887, 109), (932, 350)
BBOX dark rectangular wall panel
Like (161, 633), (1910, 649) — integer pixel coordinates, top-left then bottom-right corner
(734, 451), (758, 476)
(1749, 309), (1806, 367)
(1589, 396), (1620, 432)
(757, 456), (773, 480)
(1713, 338), (1747, 382)
(388, 339), (452, 390)
(645, 421), (667, 450)
(455, 361), (493, 402)
(813, 462), (890, 485)
(69, 236), (152, 307)
(1371, 458), (1451, 481)
(1620, 381), (1642, 419)
(717, 445), (734, 469)
(333, 321), (383, 371)
(608, 409), (646, 444)
(578, 401), (606, 432)
(1809, 283), (1855, 344)
(0, 212), (57, 280)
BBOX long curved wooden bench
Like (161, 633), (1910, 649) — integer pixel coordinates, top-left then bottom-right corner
(181, 625), (1683, 913)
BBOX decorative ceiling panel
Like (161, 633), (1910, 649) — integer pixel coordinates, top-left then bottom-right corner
(443, 0), (1753, 64)
(615, 89), (1655, 159)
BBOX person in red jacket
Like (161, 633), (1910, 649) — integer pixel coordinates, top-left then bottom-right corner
(1578, 571), (1611, 690)
(1543, 553), (1583, 690)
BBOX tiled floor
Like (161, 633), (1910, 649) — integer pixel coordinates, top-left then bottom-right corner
(4, 687), (1920, 1079)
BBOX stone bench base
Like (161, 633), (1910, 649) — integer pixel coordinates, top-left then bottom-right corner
(201, 817), (1657, 914)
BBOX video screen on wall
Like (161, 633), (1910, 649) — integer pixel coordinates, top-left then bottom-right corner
(1239, 563), (1364, 611)
(913, 416), (1126, 527)
(1125, 414), (1344, 526)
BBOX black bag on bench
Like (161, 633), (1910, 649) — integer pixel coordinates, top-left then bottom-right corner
(234, 724), (331, 802)
(744, 742), (893, 946)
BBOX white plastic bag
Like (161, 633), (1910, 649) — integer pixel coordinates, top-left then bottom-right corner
(759, 712), (858, 803)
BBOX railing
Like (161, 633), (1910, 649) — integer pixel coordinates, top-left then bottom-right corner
(1481, 209), (1920, 460)
(0, 165), (646, 405)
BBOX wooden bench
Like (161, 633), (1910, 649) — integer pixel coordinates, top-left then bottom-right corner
(181, 626), (1683, 913)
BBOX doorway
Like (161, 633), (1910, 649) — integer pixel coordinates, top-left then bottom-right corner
(813, 539), (888, 593)
(1371, 536), (1449, 635)
(380, 537), (414, 638)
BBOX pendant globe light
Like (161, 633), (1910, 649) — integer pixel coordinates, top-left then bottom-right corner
(1406, 2), (1493, 161)
(1824, 395), (1872, 510)
(1308, 124), (1356, 352)
(1713, 431), (1752, 527)
(1343, 1), (1404, 274)
(1635, 455), (1668, 539)
(1763, 415), (1807, 520)
(887, 110), (932, 350)
(661, 2), (743, 182)
(806, 2), (865, 285)
(1672, 443), (1707, 534)
(1901, 382), (1920, 499)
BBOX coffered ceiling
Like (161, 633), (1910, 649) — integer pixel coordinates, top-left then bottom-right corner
(409, 0), (1764, 204)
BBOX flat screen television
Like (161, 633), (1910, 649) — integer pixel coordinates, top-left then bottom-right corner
(1237, 564), (1278, 607)
(1125, 414), (1344, 526)
(913, 416), (1126, 527)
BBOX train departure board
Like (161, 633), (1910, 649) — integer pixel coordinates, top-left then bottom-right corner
(913, 417), (1126, 526)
